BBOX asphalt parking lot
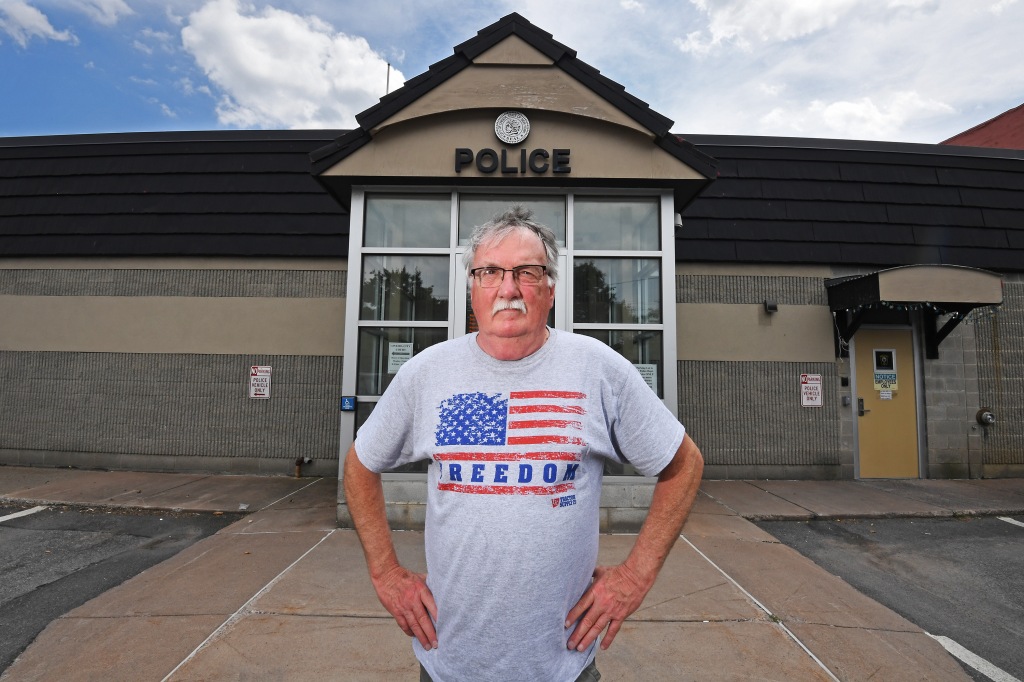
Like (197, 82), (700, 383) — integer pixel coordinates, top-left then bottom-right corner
(0, 503), (240, 674)
(758, 515), (1024, 682)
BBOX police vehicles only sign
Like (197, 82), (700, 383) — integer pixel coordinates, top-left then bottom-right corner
(800, 373), (822, 408)
(249, 366), (272, 399)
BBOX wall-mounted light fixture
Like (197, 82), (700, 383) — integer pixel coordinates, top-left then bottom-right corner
(763, 300), (779, 313)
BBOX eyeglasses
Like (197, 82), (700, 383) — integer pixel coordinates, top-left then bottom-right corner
(469, 264), (547, 288)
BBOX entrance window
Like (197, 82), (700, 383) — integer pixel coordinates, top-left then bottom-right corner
(571, 196), (665, 403)
(343, 190), (677, 476)
(573, 197), (659, 250)
(354, 194), (451, 415)
(356, 326), (448, 395)
(364, 193), (450, 248)
(360, 255), (449, 322)
(573, 257), (661, 325)
(458, 195), (566, 245)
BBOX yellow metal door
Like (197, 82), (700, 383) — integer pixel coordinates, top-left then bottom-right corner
(855, 328), (920, 478)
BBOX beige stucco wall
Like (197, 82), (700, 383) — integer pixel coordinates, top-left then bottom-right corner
(381, 67), (646, 136)
(0, 257), (346, 270)
(0, 258), (348, 356)
(0, 296), (345, 355)
(675, 263), (836, 362)
(677, 303), (835, 362)
(324, 109), (703, 182)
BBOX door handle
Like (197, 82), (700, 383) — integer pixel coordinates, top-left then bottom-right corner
(858, 398), (870, 416)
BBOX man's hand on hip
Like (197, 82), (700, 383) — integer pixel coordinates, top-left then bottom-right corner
(373, 565), (438, 650)
(564, 563), (651, 652)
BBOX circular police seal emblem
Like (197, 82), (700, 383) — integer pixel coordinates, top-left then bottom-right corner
(494, 111), (530, 145)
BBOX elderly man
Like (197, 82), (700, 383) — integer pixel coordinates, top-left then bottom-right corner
(344, 205), (704, 682)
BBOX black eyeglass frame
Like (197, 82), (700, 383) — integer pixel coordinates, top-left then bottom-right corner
(469, 264), (548, 287)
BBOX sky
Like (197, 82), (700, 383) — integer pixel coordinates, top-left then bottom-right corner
(1, 0), (1022, 143)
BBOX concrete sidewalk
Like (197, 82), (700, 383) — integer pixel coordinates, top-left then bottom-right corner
(2, 466), (1023, 681)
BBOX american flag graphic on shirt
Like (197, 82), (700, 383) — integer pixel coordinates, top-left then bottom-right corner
(433, 390), (587, 496)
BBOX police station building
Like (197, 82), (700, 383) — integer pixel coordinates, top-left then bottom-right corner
(1, 14), (1021, 527)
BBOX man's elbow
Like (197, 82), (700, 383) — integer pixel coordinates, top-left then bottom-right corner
(662, 434), (704, 482)
(684, 436), (704, 476)
(343, 446), (376, 495)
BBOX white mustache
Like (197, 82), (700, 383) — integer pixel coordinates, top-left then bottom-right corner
(492, 298), (527, 315)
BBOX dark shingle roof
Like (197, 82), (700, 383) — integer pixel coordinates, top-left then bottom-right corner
(681, 135), (1024, 271)
(310, 13), (717, 182)
(0, 130), (347, 257)
(0, 131), (1021, 272)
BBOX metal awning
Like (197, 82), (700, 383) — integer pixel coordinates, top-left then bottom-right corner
(825, 264), (1003, 358)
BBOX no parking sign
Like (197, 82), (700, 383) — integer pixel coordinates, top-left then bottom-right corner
(249, 366), (272, 399)
(800, 373), (822, 407)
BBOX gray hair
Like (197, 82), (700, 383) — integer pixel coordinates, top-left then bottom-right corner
(462, 205), (559, 283)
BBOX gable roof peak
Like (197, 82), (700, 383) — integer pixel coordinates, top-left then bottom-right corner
(311, 13), (716, 181)
(453, 12), (575, 63)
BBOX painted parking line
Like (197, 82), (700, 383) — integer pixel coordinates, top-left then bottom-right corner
(0, 505), (49, 524)
(998, 517), (1024, 529)
(927, 634), (1021, 682)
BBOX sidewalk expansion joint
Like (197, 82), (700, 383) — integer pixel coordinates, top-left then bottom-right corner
(680, 534), (841, 682)
(259, 478), (324, 511)
(624, 616), (766, 624)
(161, 528), (335, 682)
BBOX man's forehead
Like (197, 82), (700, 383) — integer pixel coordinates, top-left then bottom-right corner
(476, 227), (544, 258)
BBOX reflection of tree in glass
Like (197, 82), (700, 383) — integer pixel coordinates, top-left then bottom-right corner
(574, 261), (659, 324)
(574, 261), (621, 324)
(361, 267), (448, 320)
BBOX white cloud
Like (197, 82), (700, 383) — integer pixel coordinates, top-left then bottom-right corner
(760, 91), (954, 139)
(676, 0), (861, 54)
(134, 27), (175, 54)
(674, 30), (714, 57)
(147, 96), (177, 118)
(658, 0), (1024, 141)
(180, 0), (403, 129)
(177, 76), (213, 97)
(674, 0), (944, 56)
(68, 0), (133, 26)
(0, 0), (77, 47)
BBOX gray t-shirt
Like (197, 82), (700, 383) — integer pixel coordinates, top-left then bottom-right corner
(354, 329), (685, 682)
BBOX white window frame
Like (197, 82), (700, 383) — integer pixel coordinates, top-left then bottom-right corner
(340, 187), (679, 458)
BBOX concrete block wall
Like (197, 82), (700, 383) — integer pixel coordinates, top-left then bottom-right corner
(922, 322), (975, 478)
(0, 264), (346, 476)
(676, 268), (847, 479)
(677, 360), (845, 479)
(974, 275), (1024, 476)
(0, 351), (342, 476)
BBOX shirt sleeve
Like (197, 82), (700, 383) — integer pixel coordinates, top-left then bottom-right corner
(607, 358), (686, 478)
(353, 361), (424, 473)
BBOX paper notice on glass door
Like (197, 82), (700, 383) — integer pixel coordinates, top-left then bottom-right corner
(388, 342), (413, 374)
(634, 364), (657, 394)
